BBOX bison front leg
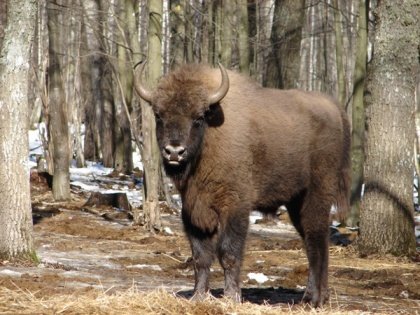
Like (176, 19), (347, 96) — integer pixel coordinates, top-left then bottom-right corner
(188, 235), (215, 300)
(217, 210), (249, 303)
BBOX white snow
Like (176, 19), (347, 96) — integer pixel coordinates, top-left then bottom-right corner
(247, 272), (269, 284)
(0, 269), (22, 277)
(127, 264), (162, 271)
(163, 227), (174, 235)
(249, 211), (264, 224)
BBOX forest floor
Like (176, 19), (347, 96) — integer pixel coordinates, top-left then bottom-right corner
(0, 171), (419, 314)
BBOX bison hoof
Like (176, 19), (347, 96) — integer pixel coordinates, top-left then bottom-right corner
(302, 289), (329, 308)
(190, 291), (211, 302)
(224, 290), (242, 303)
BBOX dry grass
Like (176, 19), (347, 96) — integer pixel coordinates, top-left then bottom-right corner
(0, 286), (391, 315)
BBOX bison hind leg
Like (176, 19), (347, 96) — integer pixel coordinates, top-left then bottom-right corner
(287, 189), (330, 307)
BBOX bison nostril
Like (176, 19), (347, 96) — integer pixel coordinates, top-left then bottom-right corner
(164, 145), (186, 159)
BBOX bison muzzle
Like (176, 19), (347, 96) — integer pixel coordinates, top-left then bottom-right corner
(135, 62), (351, 307)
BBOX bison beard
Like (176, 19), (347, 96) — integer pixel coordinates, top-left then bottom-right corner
(135, 62), (351, 307)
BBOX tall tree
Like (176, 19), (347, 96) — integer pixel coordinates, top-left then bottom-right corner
(0, 0), (37, 260)
(220, 0), (233, 67)
(113, 0), (137, 174)
(266, 0), (304, 88)
(347, 0), (367, 227)
(141, 0), (163, 232)
(332, 0), (346, 106)
(81, 0), (104, 163)
(47, 0), (71, 201)
(358, 1), (418, 256)
(0, 1), (6, 48)
(170, 0), (187, 66)
(236, 0), (250, 74)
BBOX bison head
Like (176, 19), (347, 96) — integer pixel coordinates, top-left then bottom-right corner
(134, 63), (229, 176)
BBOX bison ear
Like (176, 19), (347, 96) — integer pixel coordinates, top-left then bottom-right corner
(205, 103), (224, 127)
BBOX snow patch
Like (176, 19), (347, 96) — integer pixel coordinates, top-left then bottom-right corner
(127, 264), (162, 271)
(0, 269), (22, 277)
(247, 272), (269, 284)
(249, 211), (263, 224)
(163, 227), (174, 235)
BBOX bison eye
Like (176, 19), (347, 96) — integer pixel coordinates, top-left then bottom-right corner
(154, 113), (162, 123)
(192, 117), (204, 127)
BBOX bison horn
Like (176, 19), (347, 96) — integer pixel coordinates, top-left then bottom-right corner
(134, 61), (153, 103)
(208, 63), (230, 105)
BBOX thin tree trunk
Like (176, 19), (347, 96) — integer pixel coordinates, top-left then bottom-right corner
(267, 0), (304, 88)
(220, 0), (233, 67)
(141, 0), (162, 231)
(29, 1), (48, 128)
(333, 0), (346, 106)
(67, 0), (85, 168)
(347, 0), (367, 227)
(0, 0), (37, 260)
(237, 0), (250, 74)
(81, 0), (104, 162)
(47, 0), (71, 201)
(184, 1), (194, 62)
(207, 1), (215, 65)
(170, 0), (186, 66)
(358, 0), (418, 256)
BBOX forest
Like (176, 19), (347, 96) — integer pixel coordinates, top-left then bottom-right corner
(0, 0), (419, 314)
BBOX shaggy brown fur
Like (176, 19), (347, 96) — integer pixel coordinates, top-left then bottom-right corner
(136, 63), (351, 307)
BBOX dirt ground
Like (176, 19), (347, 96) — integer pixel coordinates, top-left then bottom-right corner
(0, 173), (419, 314)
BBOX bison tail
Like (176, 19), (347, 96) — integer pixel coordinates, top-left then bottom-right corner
(335, 109), (352, 223)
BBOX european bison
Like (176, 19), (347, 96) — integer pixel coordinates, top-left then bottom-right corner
(135, 62), (351, 307)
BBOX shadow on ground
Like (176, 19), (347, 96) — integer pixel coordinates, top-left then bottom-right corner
(177, 287), (304, 305)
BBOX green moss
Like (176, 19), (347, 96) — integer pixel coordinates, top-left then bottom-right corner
(27, 250), (40, 264)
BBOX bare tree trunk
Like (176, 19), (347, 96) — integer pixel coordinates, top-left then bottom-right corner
(220, 0), (233, 67)
(141, 0), (163, 231)
(47, 0), (71, 201)
(347, 0), (367, 227)
(333, 0), (346, 106)
(236, 0), (250, 74)
(0, 0), (37, 260)
(29, 1), (48, 128)
(170, 0), (186, 66)
(184, 1), (194, 62)
(112, 0), (137, 174)
(81, 0), (104, 162)
(200, 1), (211, 64)
(0, 1), (6, 47)
(358, 0), (418, 256)
(207, 1), (215, 65)
(66, 0), (85, 168)
(267, 0), (304, 88)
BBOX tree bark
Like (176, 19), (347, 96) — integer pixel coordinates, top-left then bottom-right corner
(0, 0), (37, 260)
(267, 0), (304, 88)
(140, 0), (162, 231)
(81, 0), (104, 162)
(347, 0), (367, 227)
(47, 0), (71, 201)
(170, 0), (186, 66)
(333, 0), (346, 106)
(236, 0), (250, 74)
(220, 0), (233, 67)
(358, 0), (418, 256)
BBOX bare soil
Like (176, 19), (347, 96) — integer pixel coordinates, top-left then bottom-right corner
(0, 175), (419, 314)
